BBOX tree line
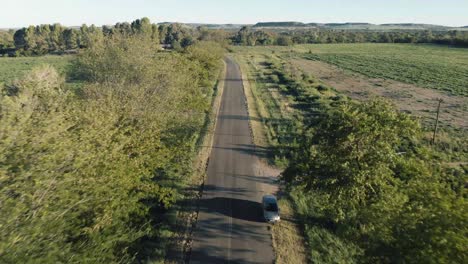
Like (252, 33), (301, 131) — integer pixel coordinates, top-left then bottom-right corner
(0, 17), (229, 56)
(0, 32), (225, 262)
(2, 22), (468, 56)
(231, 26), (468, 47)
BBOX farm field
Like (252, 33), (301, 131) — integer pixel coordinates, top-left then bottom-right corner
(236, 44), (468, 96)
(0, 55), (73, 86)
(301, 44), (468, 96)
(232, 44), (468, 130)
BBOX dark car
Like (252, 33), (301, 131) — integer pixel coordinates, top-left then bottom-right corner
(262, 195), (280, 223)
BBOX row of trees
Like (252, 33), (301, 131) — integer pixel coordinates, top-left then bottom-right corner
(0, 34), (225, 262)
(232, 26), (468, 47)
(5, 22), (468, 55)
(3, 18), (229, 56)
(232, 26), (293, 46)
(12, 23), (103, 54)
(287, 29), (468, 46)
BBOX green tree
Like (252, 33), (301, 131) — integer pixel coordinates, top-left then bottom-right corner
(79, 24), (103, 48)
(13, 28), (27, 50)
(276, 35), (292, 46)
(283, 100), (419, 223)
(151, 23), (160, 44)
(181, 35), (195, 48)
(235, 26), (253, 45)
(0, 30), (14, 49)
(131, 17), (152, 37)
(49, 23), (64, 51)
(35, 24), (51, 53)
(63, 28), (78, 50)
(254, 30), (274, 45)
(158, 24), (169, 44)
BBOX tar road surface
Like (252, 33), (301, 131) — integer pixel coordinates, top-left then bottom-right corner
(189, 57), (275, 263)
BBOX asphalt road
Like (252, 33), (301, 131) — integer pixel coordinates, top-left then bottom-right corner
(189, 57), (275, 264)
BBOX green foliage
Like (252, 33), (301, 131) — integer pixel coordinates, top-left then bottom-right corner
(0, 30), (14, 50)
(276, 36), (293, 46)
(233, 27), (279, 46)
(233, 27), (468, 47)
(305, 226), (362, 263)
(11, 18), (173, 55)
(290, 188), (363, 263)
(283, 99), (467, 263)
(79, 24), (104, 49)
(286, 100), (418, 216)
(0, 34), (223, 262)
(388, 159), (468, 263)
(186, 41), (225, 81)
(272, 29), (468, 47)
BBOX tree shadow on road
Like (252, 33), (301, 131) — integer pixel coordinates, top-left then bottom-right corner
(199, 197), (264, 223)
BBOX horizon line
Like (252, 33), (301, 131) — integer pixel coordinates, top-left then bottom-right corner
(1, 20), (467, 29)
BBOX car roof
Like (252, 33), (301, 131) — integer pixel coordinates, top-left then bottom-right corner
(262, 195), (277, 203)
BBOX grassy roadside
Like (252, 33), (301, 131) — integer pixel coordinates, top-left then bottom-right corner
(236, 53), (269, 148)
(271, 195), (308, 264)
(232, 50), (308, 264)
(165, 60), (227, 264)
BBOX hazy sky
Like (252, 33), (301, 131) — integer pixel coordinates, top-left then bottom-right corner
(1, 0), (467, 28)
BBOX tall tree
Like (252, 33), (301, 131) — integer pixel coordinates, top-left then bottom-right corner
(49, 23), (64, 51)
(131, 17), (152, 37)
(63, 28), (78, 50)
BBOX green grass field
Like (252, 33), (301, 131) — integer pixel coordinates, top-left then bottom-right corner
(0, 55), (74, 86)
(296, 44), (468, 96)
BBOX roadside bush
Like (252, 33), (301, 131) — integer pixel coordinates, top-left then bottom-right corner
(283, 99), (467, 263)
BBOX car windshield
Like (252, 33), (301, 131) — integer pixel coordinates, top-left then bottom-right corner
(265, 202), (278, 212)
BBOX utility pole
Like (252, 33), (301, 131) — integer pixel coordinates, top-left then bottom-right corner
(431, 98), (443, 145)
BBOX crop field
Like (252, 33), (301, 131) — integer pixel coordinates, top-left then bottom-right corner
(299, 44), (468, 96)
(0, 55), (73, 86)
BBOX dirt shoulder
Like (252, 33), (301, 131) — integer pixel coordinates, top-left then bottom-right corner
(290, 58), (467, 130)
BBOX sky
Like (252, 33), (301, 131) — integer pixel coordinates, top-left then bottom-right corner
(1, 0), (467, 28)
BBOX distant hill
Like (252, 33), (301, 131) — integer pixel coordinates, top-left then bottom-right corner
(186, 23), (247, 29)
(249, 21), (467, 31)
(253, 22), (306, 27)
(324, 23), (372, 26)
(379, 23), (451, 30)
